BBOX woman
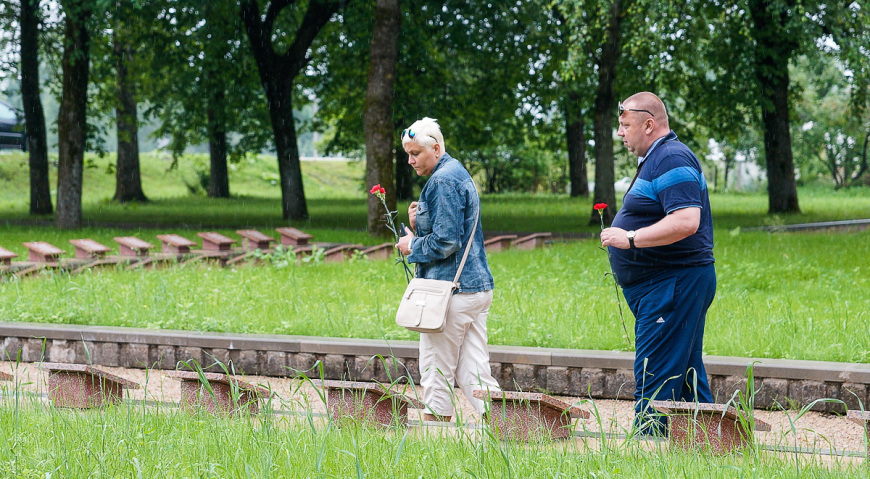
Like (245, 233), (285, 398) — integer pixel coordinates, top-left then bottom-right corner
(396, 117), (500, 422)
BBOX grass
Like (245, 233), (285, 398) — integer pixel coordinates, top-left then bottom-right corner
(3, 150), (870, 233)
(1, 150), (870, 363)
(2, 229), (868, 364)
(0, 375), (865, 478)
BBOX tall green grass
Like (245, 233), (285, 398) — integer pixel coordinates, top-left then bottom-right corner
(2, 229), (868, 363)
(0, 388), (863, 478)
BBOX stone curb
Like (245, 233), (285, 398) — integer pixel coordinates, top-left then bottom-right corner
(743, 218), (870, 232)
(1, 322), (867, 413)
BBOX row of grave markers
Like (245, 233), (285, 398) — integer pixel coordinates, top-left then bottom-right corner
(4, 362), (870, 455)
(0, 228), (552, 278)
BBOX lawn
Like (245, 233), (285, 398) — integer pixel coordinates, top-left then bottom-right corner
(0, 398), (863, 478)
(1, 229), (868, 364)
(1, 151), (869, 363)
(3, 150), (870, 233)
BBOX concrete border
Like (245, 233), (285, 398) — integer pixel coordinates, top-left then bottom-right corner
(1, 322), (867, 413)
(743, 219), (870, 232)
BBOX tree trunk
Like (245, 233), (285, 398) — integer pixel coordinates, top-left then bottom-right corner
(268, 88), (308, 220)
(395, 146), (414, 200)
(589, 0), (624, 225)
(565, 92), (588, 197)
(240, 0), (343, 221)
(113, 29), (148, 203)
(749, 0), (800, 214)
(856, 130), (869, 182)
(759, 74), (800, 212)
(207, 91), (230, 198)
(723, 153), (733, 190)
(20, 0), (53, 215)
(364, 0), (400, 236)
(56, 1), (91, 230)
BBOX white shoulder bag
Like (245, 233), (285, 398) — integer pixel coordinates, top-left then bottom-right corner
(395, 208), (479, 333)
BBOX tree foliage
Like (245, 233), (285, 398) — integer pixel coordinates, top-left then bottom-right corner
(145, 0), (271, 199)
(240, 0), (349, 220)
(3, 0), (869, 230)
(313, 0), (569, 195)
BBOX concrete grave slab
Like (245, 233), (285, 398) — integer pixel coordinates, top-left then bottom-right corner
(42, 362), (138, 408)
(474, 389), (588, 441)
(169, 370), (271, 415)
(653, 400), (771, 454)
(312, 379), (423, 427)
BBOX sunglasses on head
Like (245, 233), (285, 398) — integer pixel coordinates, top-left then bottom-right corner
(401, 128), (416, 140)
(618, 102), (654, 117)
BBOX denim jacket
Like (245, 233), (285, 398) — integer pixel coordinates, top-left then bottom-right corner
(407, 152), (494, 293)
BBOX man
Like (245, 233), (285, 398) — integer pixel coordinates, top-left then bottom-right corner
(600, 92), (716, 435)
(395, 117), (499, 422)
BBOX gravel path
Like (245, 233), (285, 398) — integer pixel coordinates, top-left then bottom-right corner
(2, 361), (867, 460)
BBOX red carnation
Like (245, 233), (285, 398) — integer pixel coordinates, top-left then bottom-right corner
(594, 203), (608, 211)
(368, 182), (413, 283)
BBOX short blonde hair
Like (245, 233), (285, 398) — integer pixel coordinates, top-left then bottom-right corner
(401, 117), (445, 151)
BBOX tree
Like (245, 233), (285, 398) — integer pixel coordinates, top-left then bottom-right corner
(793, 55), (869, 188)
(56, 0), (93, 229)
(747, 0), (800, 213)
(112, 9), (147, 203)
(673, 0), (870, 213)
(519, 8), (590, 198)
(314, 0), (564, 199)
(564, 91), (589, 197)
(145, 1), (270, 199)
(240, 0), (349, 220)
(560, 0), (648, 224)
(19, 0), (53, 214)
(364, 0), (400, 236)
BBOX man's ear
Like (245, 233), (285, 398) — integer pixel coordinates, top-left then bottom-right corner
(644, 118), (655, 134)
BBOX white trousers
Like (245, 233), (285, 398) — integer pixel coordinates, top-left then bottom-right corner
(418, 289), (500, 416)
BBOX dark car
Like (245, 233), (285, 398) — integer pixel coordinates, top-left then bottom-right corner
(0, 100), (27, 152)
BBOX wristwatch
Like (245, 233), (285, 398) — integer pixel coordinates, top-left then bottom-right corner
(626, 230), (637, 249)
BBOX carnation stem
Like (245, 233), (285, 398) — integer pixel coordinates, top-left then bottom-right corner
(599, 211), (633, 349)
(378, 197), (413, 284)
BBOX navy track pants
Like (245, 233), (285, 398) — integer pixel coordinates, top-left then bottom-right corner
(622, 263), (716, 434)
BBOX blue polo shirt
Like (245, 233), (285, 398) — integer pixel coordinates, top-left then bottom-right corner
(609, 131), (714, 287)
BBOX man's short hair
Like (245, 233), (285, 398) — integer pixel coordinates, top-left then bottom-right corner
(623, 92), (669, 123)
(402, 117), (445, 151)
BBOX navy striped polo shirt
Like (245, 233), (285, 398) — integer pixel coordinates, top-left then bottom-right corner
(609, 131), (714, 287)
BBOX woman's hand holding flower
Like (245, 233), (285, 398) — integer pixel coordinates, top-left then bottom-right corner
(396, 226), (415, 255)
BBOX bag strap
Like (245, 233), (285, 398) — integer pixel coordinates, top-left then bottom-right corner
(452, 205), (480, 285)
